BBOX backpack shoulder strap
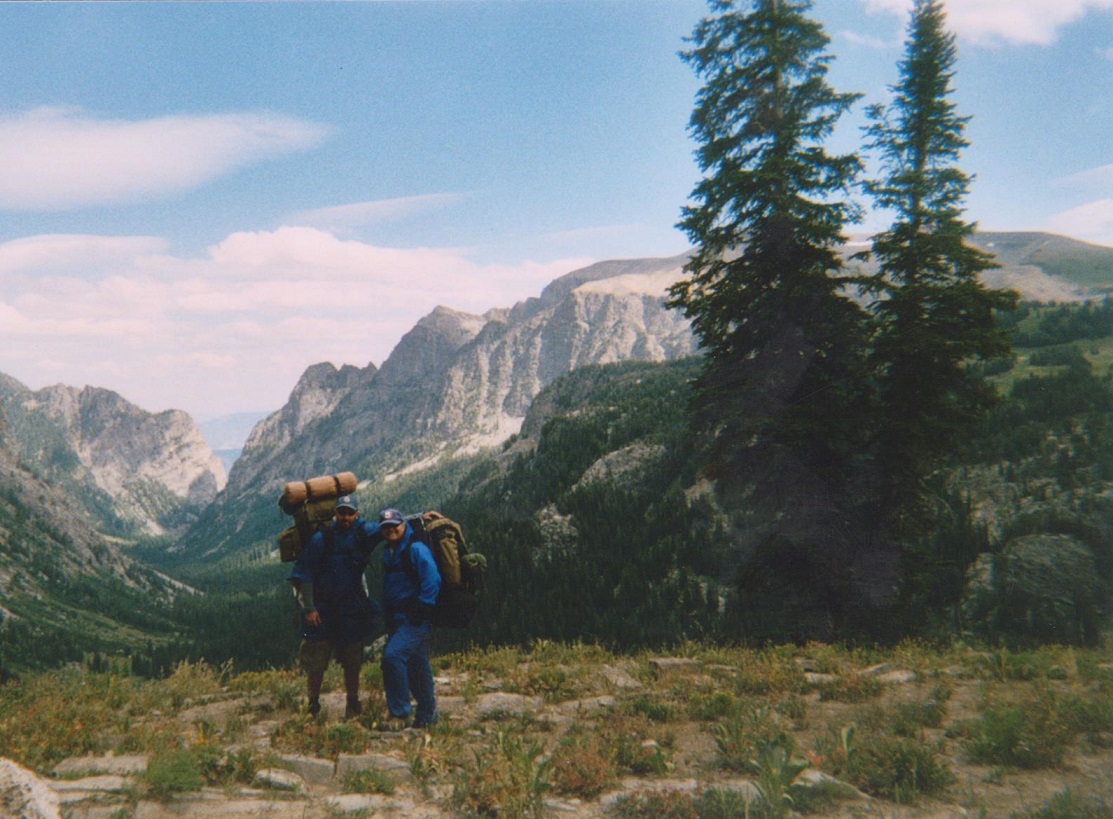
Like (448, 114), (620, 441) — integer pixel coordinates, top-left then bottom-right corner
(398, 540), (420, 586)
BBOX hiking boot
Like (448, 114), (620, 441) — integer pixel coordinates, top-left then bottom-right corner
(374, 715), (412, 732)
(344, 698), (363, 720)
(307, 697), (321, 717)
(412, 713), (439, 730)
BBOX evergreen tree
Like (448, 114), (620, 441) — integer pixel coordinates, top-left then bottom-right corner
(667, 0), (875, 634)
(861, 0), (1017, 514)
(668, 0), (868, 492)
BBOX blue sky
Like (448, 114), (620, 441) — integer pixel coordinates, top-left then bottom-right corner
(1, 0), (1112, 420)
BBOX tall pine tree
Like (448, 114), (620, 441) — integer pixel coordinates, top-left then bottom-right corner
(669, 0), (867, 488)
(668, 0), (874, 636)
(862, 0), (1017, 515)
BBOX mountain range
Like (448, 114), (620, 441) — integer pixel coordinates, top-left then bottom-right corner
(3, 232), (1113, 670)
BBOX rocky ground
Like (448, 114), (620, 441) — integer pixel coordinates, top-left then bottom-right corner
(2, 651), (1111, 819)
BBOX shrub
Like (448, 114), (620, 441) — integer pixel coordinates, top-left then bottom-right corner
(712, 707), (789, 772)
(155, 660), (229, 710)
(0, 669), (140, 770)
(454, 730), (551, 819)
(960, 685), (1077, 769)
(142, 749), (204, 798)
(549, 737), (616, 798)
(774, 693), (808, 727)
(228, 668), (302, 710)
(687, 689), (743, 721)
(627, 695), (676, 723)
(751, 738), (810, 819)
(269, 714), (372, 759)
(593, 715), (674, 777)
(609, 788), (699, 819)
(815, 673), (883, 703)
(692, 788), (754, 819)
(341, 767), (396, 794)
(732, 649), (807, 696)
(817, 725), (953, 802)
(1009, 788), (1113, 818)
(889, 683), (952, 737)
(406, 731), (444, 786)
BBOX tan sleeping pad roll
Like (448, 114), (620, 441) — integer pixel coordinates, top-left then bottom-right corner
(281, 471), (358, 507)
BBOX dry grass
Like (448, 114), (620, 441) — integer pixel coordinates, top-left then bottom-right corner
(1, 641), (1111, 817)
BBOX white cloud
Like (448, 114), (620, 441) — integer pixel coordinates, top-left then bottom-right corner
(1054, 163), (1113, 190)
(860, 0), (1113, 46)
(0, 227), (592, 416)
(288, 193), (466, 231)
(839, 29), (900, 50)
(0, 234), (167, 273)
(1045, 199), (1113, 244)
(0, 107), (330, 211)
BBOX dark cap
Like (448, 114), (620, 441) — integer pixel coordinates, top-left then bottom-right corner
(379, 508), (404, 526)
(335, 495), (358, 512)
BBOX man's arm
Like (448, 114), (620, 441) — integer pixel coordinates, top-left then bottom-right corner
(413, 542), (442, 606)
(289, 530), (325, 625)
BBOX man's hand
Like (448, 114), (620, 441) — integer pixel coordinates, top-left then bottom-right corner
(305, 610), (321, 628)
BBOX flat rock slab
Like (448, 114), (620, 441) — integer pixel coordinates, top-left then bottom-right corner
(54, 754), (149, 776)
(554, 695), (617, 717)
(53, 774), (130, 794)
(253, 768), (303, 791)
(0, 758), (62, 819)
(133, 793), (313, 818)
(336, 752), (412, 780)
(275, 753), (334, 785)
(323, 792), (426, 814)
(474, 692), (543, 718)
(648, 658), (700, 675)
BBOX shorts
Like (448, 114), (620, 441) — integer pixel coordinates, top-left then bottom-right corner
(299, 639), (363, 675)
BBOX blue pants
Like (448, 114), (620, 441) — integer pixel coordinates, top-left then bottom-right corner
(381, 618), (436, 725)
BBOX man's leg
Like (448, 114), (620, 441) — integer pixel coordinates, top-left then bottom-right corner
(381, 623), (421, 721)
(408, 627), (437, 728)
(299, 640), (331, 716)
(337, 642), (364, 719)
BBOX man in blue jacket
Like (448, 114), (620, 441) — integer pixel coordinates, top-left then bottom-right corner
(378, 507), (441, 729)
(289, 495), (379, 719)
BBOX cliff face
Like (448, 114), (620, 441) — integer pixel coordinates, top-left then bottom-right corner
(0, 397), (191, 655)
(0, 378), (225, 536)
(183, 254), (696, 558)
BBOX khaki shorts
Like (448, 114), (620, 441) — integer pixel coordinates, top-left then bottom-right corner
(299, 639), (363, 675)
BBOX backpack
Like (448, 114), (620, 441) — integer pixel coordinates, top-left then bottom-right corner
(277, 472), (358, 562)
(403, 515), (487, 628)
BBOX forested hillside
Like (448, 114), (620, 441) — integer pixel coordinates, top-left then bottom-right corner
(114, 300), (1113, 674)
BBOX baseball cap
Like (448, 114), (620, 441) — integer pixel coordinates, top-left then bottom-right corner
(379, 508), (404, 526)
(335, 495), (358, 512)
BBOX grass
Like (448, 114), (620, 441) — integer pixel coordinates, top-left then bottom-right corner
(1, 640), (1111, 817)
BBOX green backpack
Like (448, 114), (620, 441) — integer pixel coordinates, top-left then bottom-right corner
(403, 516), (487, 629)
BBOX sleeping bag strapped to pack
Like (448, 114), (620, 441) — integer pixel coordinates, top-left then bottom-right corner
(406, 515), (487, 628)
(277, 471), (358, 562)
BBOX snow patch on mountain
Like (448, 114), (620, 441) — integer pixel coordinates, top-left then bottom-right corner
(573, 267), (683, 299)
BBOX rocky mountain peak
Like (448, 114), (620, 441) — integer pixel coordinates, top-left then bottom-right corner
(0, 376), (225, 536)
(374, 306), (487, 385)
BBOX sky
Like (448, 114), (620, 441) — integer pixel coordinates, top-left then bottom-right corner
(1, 0), (1112, 421)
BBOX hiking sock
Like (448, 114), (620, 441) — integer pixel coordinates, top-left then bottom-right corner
(307, 696), (321, 717)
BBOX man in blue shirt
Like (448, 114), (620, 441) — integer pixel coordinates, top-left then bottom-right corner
(378, 507), (441, 729)
(288, 495), (379, 719)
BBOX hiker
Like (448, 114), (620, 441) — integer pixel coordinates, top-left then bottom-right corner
(378, 507), (441, 729)
(288, 494), (379, 719)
